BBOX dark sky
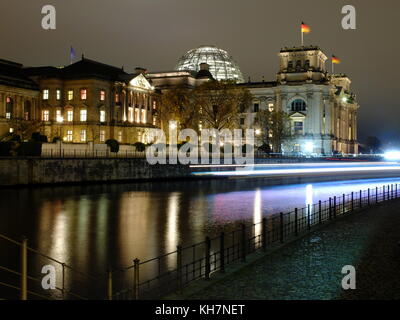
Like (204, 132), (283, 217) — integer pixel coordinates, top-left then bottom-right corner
(1, 0), (399, 146)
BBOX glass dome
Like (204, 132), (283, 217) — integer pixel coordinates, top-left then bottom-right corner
(175, 45), (245, 83)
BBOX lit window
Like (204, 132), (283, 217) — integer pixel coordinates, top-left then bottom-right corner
(268, 103), (274, 111)
(6, 112), (11, 119)
(43, 89), (49, 100)
(117, 131), (122, 142)
(141, 109), (146, 123)
(100, 90), (106, 101)
(80, 130), (86, 142)
(56, 110), (63, 122)
(68, 90), (73, 101)
(100, 130), (105, 142)
(9, 128), (14, 133)
(43, 110), (49, 121)
(67, 110), (73, 122)
(56, 89), (61, 100)
(100, 110), (106, 122)
(153, 101), (156, 109)
(80, 89), (87, 100)
(80, 109), (87, 122)
(115, 93), (119, 103)
(67, 130), (73, 142)
(153, 116), (157, 126)
(6, 97), (11, 103)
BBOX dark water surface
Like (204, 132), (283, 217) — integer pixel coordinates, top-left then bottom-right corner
(1, 177), (400, 283)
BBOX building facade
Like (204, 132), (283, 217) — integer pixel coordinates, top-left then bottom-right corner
(240, 46), (359, 155)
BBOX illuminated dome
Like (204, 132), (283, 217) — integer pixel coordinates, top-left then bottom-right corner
(175, 45), (245, 83)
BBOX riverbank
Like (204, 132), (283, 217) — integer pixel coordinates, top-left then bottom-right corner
(1, 157), (399, 187)
(172, 199), (400, 300)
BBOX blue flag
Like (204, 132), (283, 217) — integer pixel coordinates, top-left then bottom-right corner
(70, 46), (76, 64)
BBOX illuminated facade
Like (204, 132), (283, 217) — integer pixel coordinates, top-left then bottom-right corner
(240, 46), (359, 155)
(176, 45), (245, 83)
(0, 58), (159, 144)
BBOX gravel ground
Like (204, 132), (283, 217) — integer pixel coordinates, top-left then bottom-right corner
(188, 200), (400, 300)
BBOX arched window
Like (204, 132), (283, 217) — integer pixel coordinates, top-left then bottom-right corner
(291, 99), (307, 112)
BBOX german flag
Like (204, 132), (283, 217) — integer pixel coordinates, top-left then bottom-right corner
(332, 55), (341, 64)
(301, 22), (311, 33)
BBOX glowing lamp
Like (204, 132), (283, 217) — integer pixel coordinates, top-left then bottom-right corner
(304, 142), (314, 153)
(384, 151), (400, 161)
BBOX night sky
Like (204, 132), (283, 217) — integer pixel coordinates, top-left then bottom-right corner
(1, 0), (399, 146)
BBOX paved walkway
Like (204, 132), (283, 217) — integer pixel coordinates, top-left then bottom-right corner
(188, 200), (400, 300)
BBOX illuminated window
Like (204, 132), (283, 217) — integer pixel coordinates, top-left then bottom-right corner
(268, 103), (274, 111)
(117, 131), (122, 142)
(100, 130), (105, 142)
(152, 101), (156, 109)
(43, 89), (49, 100)
(56, 89), (61, 100)
(80, 130), (86, 142)
(80, 89), (87, 100)
(80, 109), (87, 122)
(43, 110), (50, 121)
(67, 110), (73, 122)
(153, 116), (157, 126)
(5, 97), (12, 119)
(9, 128), (14, 133)
(56, 110), (63, 122)
(100, 110), (106, 122)
(6, 112), (11, 119)
(115, 93), (119, 103)
(68, 90), (73, 101)
(100, 90), (106, 101)
(141, 109), (146, 123)
(67, 130), (73, 142)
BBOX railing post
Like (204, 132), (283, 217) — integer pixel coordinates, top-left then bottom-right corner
(280, 212), (284, 243)
(342, 194), (345, 214)
(262, 218), (267, 251)
(359, 190), (362, 208)
(205, 237), (211, 280)
(20, 237), (27, 300)
(307, 204), (311, 230)
(383, 185), (385, 201)
(241, 224), (246, 263)
(333, 196), (337, 218)
(176, 246), (182, 291)
(391, 184), (394, 199)
(318, 200), (322, 224)
(388, 184), (390, 200)
(106, 269), (113, 300)
(294, 208), (298, 236)
(329, 197), (332, 220)
(133, 258), (140, 299)
(351, 192), (354, 211)
(376, 186), (379, 203)
(368, 188), (370, 205)
(220, 232), (225, 273)
(396, 184), (398, 198)
(61, 263), (66, 299)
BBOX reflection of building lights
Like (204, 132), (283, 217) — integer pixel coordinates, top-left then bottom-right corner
(304, 141), (314, 153)
(254, 189), (262, 237)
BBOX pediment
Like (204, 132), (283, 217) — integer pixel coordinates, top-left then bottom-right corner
(129, 74), (154, 91)
(289, 111), (306, 118)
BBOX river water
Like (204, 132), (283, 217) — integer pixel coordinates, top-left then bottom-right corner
(1, 176), (400, 298)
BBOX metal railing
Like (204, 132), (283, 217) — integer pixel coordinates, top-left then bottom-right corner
(1, 183), (399, 300)
(111, 183), (400, 299)
(0, 233), (103, 300)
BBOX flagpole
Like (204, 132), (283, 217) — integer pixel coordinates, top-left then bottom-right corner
(301, 30), (303, 46)
(332, 60), (334, 74)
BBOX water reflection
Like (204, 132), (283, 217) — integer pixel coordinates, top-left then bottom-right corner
(1, 177), (400, 278)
